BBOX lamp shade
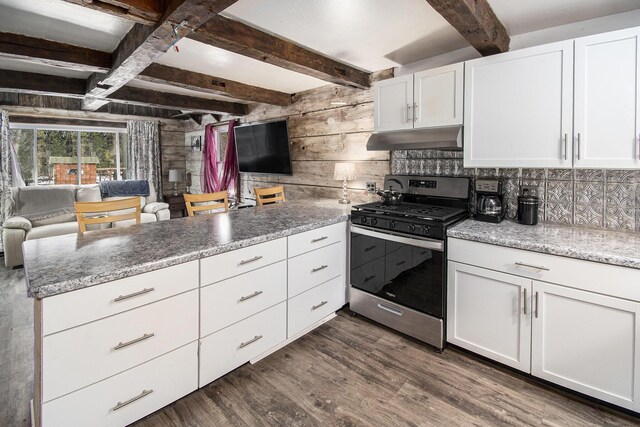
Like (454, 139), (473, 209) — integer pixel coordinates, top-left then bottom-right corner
(333, 163), (356, 181)
(168, 169), (182, 183)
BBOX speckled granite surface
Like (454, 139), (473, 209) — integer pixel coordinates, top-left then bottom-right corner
(24, 200), (351, 298)
(448, 219), (640, 269)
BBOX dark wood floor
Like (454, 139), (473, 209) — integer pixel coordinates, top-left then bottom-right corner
(2, 262), (639, 426)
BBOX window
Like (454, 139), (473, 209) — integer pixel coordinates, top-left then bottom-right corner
(9, 124), (127, 186)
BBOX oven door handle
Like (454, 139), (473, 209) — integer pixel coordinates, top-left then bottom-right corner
(351, 224), (444, 251)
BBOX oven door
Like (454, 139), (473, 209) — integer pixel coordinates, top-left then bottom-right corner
(350, 224), (444, 318)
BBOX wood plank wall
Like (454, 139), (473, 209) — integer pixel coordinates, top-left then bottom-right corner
(159, 121), (187, 196)
(185, 69), (393, 203)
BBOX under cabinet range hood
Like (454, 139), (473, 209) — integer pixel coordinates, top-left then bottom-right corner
(366, 125), (463, 151)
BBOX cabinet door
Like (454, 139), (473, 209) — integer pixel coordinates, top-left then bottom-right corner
(414, 63), (463, 128)
(574, 27), (640, 168)
(464, 41), (574, 168)
(531, 281), (640, 411)
(447, 262), (532, 372)
(373, 75), (414, 132)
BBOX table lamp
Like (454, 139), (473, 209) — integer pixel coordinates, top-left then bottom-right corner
(334, 162), (356, 204)
(168, 169), (182, 196)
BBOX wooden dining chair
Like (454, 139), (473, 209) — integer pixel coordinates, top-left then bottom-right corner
(75, 197), (141, 232)
(184, 191), (229, 216)
(254, 186), (286, 206)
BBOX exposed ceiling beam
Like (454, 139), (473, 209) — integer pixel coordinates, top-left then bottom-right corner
(60, 0), (163, 26)
(425, 0), (509, 55)
(0, 92), (181, 120)
(0, 32), (111, 73)
(0, 69), (248, 115)
(83, 0), (239, 110)
(138, 64), (292, 106)
(9, 115), (128, 128)
(189, 15), (371, 89)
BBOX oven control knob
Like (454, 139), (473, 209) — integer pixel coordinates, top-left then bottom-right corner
(422, 226), (430, 234)
(370, 218), (378, 226)
(409, 224), (416, 233)
(389, 220), (396, 229)
(360, 216), (368, 225)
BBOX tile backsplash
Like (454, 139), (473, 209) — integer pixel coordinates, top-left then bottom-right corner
(391, 150), (640, 232)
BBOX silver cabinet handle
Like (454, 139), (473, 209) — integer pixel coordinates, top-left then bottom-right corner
(406, 104), (412, 123)
(414, 102), (418, 122)
(114, 333), (155, 350)
(577, 133), (581, 160)
(377, 303), (403, 316)
(239, 255), (263, 265)
(112, 389), (153, 411)
(312, 265), (328, 273)
(563, 133), (568, 160)
(114, 287), (155, 302)
(239, 290), (263, 302)
(514, 262), (550, 271)
(312, 301), (328, 310)
(311, 236), (328, 243)
(523, 288), (528, 315)
(535, 291), (539, 318)
(239, 335), (263, 349)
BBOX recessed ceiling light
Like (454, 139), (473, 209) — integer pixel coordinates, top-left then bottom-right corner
(330, 101), (347, 106)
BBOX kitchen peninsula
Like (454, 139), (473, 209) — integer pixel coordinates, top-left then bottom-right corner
(23, 201), (350, 427)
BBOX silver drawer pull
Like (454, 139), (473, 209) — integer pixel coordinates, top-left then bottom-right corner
(112, 389), (153, 411)
(377, 303), (403, 316)
(239, 335), (263, 349)
(514, 262), (550, 271)
(312, 265), (328, 273)
(239, 255), (263, 265)
(312, 301), (328, 310)
(114, 333), (155, 350)
(114, 287), (155, 302)
(311, 236), (328, 243)
(239, 290), (263, 302)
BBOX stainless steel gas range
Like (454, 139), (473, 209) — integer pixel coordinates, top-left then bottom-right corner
(349, 175), (471, 351)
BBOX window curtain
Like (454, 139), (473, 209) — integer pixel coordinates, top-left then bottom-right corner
(0, 109), (12, 248)
(201, 120), (239, 197)
(126, 120), (162, 200)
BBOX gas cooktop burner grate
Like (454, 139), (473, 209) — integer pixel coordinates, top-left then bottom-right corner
(354, 202), (466, 222)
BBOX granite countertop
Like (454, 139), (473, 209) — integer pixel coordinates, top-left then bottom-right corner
(448, 219), (640, 269)
(24, 200), (351, 299)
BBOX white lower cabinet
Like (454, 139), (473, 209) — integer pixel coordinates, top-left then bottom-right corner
(199, 302), (287, 386)
(531, 281), (640, 410)
(447, 262), (531, 372)
(288, 276), (346, 338)
(447, 238), (640, 411)
(42, 342), (198, 427)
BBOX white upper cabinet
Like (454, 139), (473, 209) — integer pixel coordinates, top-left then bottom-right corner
(373, 74), (414, 132)
(373, 63), (464, 133)
(413, 63), (464, 128)
(574, 27), (640, 169)
(464, 41), (574, 168)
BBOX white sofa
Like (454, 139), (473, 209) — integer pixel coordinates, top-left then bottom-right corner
(2, 183), (170, 268)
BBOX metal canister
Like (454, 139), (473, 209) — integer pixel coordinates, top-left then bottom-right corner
(517, 195), (539, 225)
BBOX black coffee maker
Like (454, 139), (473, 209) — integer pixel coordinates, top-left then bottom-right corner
(474, 178), (507, 223)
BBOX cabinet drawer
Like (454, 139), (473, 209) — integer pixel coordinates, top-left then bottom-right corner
(288, 241), (345, 297)
(42, 290), (198, 403)
(288, 276), (345, 338)
(200, 238), (286, 285)
(288, 222), (346, 258)
(201, 261), (287, 337)
(199, 302), (286, 387)
(448, 238), (640, 302)
(42, 261), (198, 336)
(42, 342), (198, 427)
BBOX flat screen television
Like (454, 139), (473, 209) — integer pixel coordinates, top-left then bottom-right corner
(234, 120), (293, 175)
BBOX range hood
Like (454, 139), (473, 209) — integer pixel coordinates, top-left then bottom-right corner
(366, 125), (463, 151)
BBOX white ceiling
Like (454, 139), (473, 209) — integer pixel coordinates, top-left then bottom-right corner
(0, 0), (639, 103)
(0, 0), (132, 51)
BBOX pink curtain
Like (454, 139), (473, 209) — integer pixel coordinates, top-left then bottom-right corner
(201, 120), (239, 196)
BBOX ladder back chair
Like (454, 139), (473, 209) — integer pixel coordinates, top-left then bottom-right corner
(254, 186), (286, 206)
(184, 191), (229, 216)
(75, 197), (141, 232)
